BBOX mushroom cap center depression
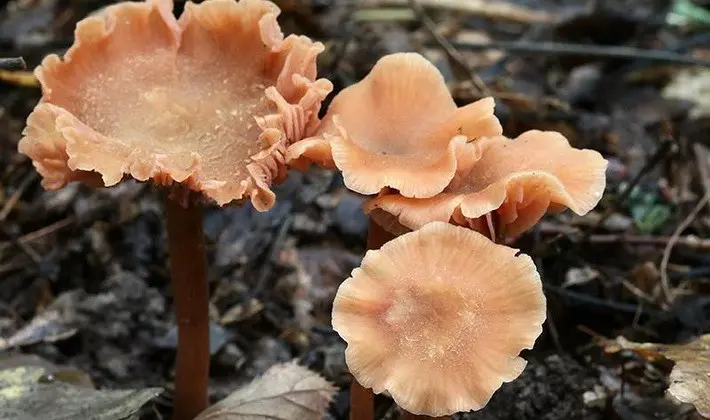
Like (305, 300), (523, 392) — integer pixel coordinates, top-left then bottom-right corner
(383, 275), (486, 361)
(59, 50), (275, 182)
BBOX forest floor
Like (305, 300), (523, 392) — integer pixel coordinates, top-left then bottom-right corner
(1, 0), (710, 419)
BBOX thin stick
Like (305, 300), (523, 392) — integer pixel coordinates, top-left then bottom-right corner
(0, 172), (36, 222)
(659, 192), (710, 307)
(409, 0), (489, 96)
(348, 220), (395, 420)
(361, 0), (552, 24)
(448, 40), (710, 67)
(165, 196), (210, 420)
(586, 137), (674, 237)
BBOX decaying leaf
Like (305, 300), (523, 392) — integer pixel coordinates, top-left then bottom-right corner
(662, 67), (710, 118)
(0, 291), (81, 351)
(613, 335), (710, 418)
(195, 362), (337, 420)
(0, 355), (162, 420)
(0, 309), (77, 351)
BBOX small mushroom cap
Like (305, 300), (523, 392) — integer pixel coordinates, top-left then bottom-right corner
(18, 0), (332, 211)
(364, 130), (608, 238)
(332, 222), (546, 416)
(287, 52), (501, 198)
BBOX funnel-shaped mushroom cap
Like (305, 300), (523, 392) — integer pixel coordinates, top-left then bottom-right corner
(332, 222), (546, 416)
(18, 0), (332, 211)
(364, 130), (608, 238)
(287, 53), (502, 198)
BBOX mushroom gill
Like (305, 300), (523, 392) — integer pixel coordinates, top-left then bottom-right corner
(364, 130), (608, 238)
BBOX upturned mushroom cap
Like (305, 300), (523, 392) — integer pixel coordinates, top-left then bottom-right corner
(364, 130), (608, 238)
(287, 52), (501, 198)
(18, 0), (332, 211)
(332, 222), (546, 416)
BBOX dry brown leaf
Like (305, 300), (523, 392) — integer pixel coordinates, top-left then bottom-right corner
(195, 362), (337, 420)
(614, 335), (710, 417)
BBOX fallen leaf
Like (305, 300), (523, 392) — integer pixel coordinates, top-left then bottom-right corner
(663, 67), (710, 118)
(563, 266), (601, 288)
(0, 356), (162, 420)
(195, 362), (337, 420)
(0, 353), (94, 389)
(0, 292), (80, 351)
(613, 335), (710, 418)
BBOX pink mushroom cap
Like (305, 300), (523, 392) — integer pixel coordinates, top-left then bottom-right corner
(332, 222), (547, 415)
(18, 0), (333, 210)
(365, 130), (608, 238)
(287, 52), (502, 198)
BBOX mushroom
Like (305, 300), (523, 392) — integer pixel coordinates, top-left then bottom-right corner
(287, 52), (501, 198)
(332, 222), (546, 416)
(17, 0), (331, 418)
(364, 130), (608, 239)
(20, 0), (331, 210)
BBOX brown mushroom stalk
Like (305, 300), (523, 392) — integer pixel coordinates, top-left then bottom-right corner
(165, 195), (210, 419)
(348, 219), (397, 420)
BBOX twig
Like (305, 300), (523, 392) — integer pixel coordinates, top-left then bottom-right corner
(0, 172), (36, 222)
(587, 137), (675, 236)
(544, 285), (665, 319)
(16, 217), (75, 244)
(408, 0), (489, 96)
(0, 223), (41, 263)
(619, 278), (656, 306)
(659, 192), (710, 307)
(538, 222), (710, 250)
(361, 0), (552, 24)
(245, 215), (293, 302)
(448, 40), (710, 67)
(616, 137), (675, 206)
(0, 217), (75, 254)
(588, 234), (710, 249)
(693, 143), (710, 197)
(0, 57), (25, 70)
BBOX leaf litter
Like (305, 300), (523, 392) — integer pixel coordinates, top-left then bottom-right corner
(195, 362), (336, 420)
(0, 354), (161, 420)
(2, 0), (710, 418)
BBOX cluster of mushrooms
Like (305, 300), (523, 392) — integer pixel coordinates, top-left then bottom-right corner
(16, 0), (609, 419)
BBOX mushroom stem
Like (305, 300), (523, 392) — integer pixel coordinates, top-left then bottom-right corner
(350, 380), (374, 420)
(367, 218), (395, 249)
(165, 195), (210, 420)
(348, 219), (395, 420)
